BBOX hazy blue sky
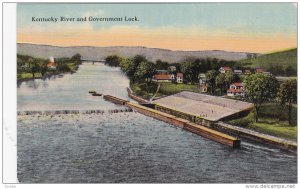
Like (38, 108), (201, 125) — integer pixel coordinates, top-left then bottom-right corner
(17, 3), (297, 52)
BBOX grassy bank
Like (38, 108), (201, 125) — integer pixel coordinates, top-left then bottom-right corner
(131, 82), (200, 99)
(240, 48), (297, 76)
(229, 103), (297, 141)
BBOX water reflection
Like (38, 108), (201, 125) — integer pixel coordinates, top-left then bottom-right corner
(17, 63), (130, 111)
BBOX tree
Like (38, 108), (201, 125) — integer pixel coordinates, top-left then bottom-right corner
(135, 61), (156, 98)
(243, 73), (279, 122)
(155, 59), (169, 70)
(206, 70), (218, 94)
(105, 55), (121, 67)
(215, 73), (226, 95)
(277, 79), (297, 125)
(71, 53), (82, 65)
(119, 57), (134, 77)
(180, 62), (194, 83)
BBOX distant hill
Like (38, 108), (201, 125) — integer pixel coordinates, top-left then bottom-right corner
(17, 43), (253, 63)
(240, 48), (297, 76)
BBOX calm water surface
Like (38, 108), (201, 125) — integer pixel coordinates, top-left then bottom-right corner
(17, 63), (297, 183)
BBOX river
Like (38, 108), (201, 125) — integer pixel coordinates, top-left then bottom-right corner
(17, 62), (297, 183)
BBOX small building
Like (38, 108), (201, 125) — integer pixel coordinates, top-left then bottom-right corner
(176, 73), (183, 83)
(169, 66), (177, 72)
(171, 73), (176, 80)
(244, 69), (252, 75)
(219, 67), (232, 73)
(152, 74), (172, 82)
(234, 70), (243, 75)
(47, 57), (57, 70)
(262, 71), (272, 75)
(227, 82), (244, 97)
(199, 74), (208, 92)
(200, 83), (208, 93)
(255, 68), (264, 73)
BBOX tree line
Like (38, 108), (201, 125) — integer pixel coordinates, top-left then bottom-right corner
(17, 53), (82, 79)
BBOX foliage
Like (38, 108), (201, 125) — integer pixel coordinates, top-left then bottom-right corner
(240, 48), (297, 76)
(134, 61), (156, 82)
(243, 73), (279, 122)
(105, 55), (121, 67)
(277, 79), (297, 125)
(155, 59), (169, 70)
(205, 70), (218, 94)
(17, 53), (81, 80)
(228, 103), (297, 141)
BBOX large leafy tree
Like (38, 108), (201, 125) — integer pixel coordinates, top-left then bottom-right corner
(277, 79), (297, 125)
(180, 62), (194, 83)
(119, 57), (134, 77)
(135, 61), (156, 98)
(243, 73), (279, 122)
(215, 73), (226, 95)
(206, 70), (218, 94)
(105, 55), (121, 67)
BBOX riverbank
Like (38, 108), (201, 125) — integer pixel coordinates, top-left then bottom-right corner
(228, 103), (297, 142)
(17, 70), (76, 83)
(130, 84), (297, 144)
(130, 82), (200, 99)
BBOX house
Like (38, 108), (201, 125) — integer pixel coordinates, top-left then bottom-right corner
(234, 70), (243, 75)
(171, 73), (176, 80)
(227, 82), (244, 97)
(255, 68), (264, 73)
(219, 67), (232, 73)
(262, 71), (272, 75)
(169, 66), (176, 72)
(152, 74), (172, 82)
(176, 73), (183, 83)
(47, 57), (57, 70)
(200, 83), (208, 93)
(244, 69), (252, 75)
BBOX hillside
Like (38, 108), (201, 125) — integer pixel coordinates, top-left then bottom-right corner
(17, 43), (252, 63)
(240, 48), (297, 76)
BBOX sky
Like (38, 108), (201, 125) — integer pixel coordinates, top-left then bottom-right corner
(17, 3), (297, 53)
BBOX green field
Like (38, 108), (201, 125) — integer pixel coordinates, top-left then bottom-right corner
(240, 48), (297, 76)
(131, 82), (200, 99)
(19, 72), (42, 79)
(229, 103), (297, 141)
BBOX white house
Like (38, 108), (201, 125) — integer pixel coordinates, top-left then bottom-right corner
(169, 66), (176, 72)
(219, 67), (232, 73)
(227, 82), (244, 97)
(176, 73), (183, 83)
(234, 70), (243, 75)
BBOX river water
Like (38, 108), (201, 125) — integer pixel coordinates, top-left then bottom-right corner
(17, 63), (297, 183)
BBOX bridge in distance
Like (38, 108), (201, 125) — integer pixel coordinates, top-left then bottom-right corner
(81, 58), (105, 64)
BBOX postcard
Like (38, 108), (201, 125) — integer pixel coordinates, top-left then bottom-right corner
(4, 2), (299, 185)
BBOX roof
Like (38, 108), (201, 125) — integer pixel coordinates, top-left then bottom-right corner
(47, 62), (57, 67)
(227, 88), (243, 93)
(177, 72), (183, 77)
(234, 70), (243, 73)
(231, 82), (243, 87)
(256, 68), (264, 73)
(153, 91), (253, 121)
(245, 69), (251, 72)
(220, 67), (232, 71)
(153, 74), (171, 80)
(156, 70), (169, 73)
